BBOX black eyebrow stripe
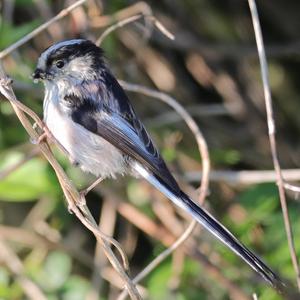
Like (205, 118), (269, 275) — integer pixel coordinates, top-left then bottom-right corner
(45, 40), (104, 67)
(47, 49), (77, 66)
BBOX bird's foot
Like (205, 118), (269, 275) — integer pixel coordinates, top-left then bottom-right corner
(77, 177), (104, 206)
(31, 122), (53, 145)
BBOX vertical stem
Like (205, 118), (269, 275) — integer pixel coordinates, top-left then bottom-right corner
(248, 0), (300, 290)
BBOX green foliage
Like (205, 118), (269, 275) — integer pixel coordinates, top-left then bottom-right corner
(0, 250), (93, 300)
(162, 147), (178, 163)
(146, 257), (214, 300)
(0, 267), (10, 298)
(0, 20), (40, 49)
(101, 34), (119, 60)
(220, 183), (300, 299)
(37, 251), (72, 292)
(211, 148), (241, 166)
(106, 0), (127, 13)
(15, 0), (34, 6)
(0, 152), (58, 201)
(61, 276), (91, 300)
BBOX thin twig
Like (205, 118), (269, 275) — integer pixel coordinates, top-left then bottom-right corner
(0, 0), (88, 59)
(90, 1), (155, 42)
(185, 168), (300, 185)
(147, 16), (175, 40)
(87, 199), (118, 300)
(283, 182), (300, 194)
(96, 13), (174, 46)
(90, 1), (152, 28)
(96, 15), (142, 45)
(248, 0), (300, 289)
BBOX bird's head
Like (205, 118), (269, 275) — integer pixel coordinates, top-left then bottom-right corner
(32, 39), (105, 84)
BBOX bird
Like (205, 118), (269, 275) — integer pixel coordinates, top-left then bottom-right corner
(32, 39), (283, 291)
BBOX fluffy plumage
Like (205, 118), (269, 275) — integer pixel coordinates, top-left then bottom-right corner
(33, 39), (285, 291)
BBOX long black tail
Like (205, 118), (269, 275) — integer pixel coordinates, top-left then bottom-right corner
(179, 190), (283, 288)
(135, 164), (286, 292)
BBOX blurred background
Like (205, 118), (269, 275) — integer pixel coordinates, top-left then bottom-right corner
(1, 0), (300, 299)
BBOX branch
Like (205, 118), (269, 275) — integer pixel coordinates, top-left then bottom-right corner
(248, 0), (300, 289)
(185, 168), (300, 185)
(96, 12), (174, 46)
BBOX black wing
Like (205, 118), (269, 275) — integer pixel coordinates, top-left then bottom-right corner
(69, 73), (180, 194)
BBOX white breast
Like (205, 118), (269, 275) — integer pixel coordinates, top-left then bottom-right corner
(43, 92), (127, 179)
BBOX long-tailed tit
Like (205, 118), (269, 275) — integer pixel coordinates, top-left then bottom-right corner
(32, 39), (283, 290)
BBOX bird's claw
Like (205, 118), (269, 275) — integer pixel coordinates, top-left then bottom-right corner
(31, 122), (53, 145)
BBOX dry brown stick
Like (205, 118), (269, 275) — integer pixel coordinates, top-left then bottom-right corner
(96, 15), (142, 45)
(92, 0), (175, 44)
(0, 239), (48, 300)
(0, 66), (141, 300)
(248, 0), (300, 290)
(87, 199), (118, 300)
(0, 0), (88, 59)
(117, 82), (210, 299)
(90, 1), (153, 28)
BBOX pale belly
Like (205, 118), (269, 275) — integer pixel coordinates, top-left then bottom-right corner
(44, 101), (127, 178)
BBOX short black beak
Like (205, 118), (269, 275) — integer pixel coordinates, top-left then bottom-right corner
(31, 68), (45, 80)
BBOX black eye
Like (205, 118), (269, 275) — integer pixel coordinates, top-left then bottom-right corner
(55, 60), (64, 68)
